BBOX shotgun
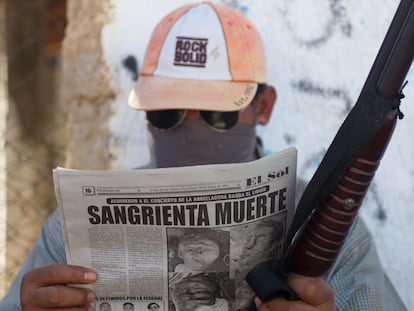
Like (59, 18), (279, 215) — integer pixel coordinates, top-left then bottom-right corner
(246, 0), (414, 301)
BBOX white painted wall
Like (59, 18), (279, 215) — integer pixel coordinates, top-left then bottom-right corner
(102, 0), (413, 308)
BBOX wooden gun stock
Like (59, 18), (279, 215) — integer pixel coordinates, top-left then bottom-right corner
(292, 111), (398, 275)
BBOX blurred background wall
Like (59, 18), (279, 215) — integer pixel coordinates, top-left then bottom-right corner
(0, 0), (412, 309)
(0, 0), (68, 295)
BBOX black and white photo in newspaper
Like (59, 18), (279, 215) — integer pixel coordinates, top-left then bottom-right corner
(53, 147), (297, 311)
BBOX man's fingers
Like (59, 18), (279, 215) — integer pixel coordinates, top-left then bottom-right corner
(30, 285), (95, 309)
(20, 264), (96, 310)
(254, 274), (336, 311)
(255, 297), (272, 311)
(23, 264), (96, 287)
(286, 273), (335, 307)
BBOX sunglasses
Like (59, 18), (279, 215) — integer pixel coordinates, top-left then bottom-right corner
(146, 109), (239, 131)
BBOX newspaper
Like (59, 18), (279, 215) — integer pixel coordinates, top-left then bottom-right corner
(53, 147), (297, 311)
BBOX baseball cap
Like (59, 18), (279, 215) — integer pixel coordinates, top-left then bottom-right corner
(128, 1), (267, 112)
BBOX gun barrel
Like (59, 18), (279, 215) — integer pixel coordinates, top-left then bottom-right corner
(378, 1), (414, 99)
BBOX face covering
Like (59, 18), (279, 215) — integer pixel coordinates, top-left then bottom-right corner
(147, 120), (257, 168)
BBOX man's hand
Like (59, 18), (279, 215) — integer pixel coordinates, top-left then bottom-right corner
(255, 273), (336, 311)
(20, 264), (96, 311)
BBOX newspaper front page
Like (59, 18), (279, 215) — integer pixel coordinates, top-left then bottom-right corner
(53, 147), (297, 311)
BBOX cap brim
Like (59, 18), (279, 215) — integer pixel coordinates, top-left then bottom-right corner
(128, 76), (257, 112)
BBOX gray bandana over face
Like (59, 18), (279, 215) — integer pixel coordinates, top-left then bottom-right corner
(148, 120), (257, 168)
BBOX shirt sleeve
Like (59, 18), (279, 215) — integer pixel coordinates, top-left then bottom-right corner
(0, 209), (66, 311)
(324, 216), (407, 311)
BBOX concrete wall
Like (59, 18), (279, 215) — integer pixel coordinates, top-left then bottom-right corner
(97, 0), (413, 308)
(62, 0), (113, 169)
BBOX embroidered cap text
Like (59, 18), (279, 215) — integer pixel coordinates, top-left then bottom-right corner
(174, 37), (208, 67)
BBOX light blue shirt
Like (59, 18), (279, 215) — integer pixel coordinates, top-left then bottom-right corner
(0, 208), (407, 311)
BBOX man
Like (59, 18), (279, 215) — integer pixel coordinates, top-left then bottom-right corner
(173, 229), (228, 273)
(170, 274), (228, 311)
(0, 2), (406, 311)
(147, 302), (160, 311)
(123, 302), (135, 311)
(237, 219), (284, 270)
(99, 302), (112, 311)
(231, 218), (285, 311)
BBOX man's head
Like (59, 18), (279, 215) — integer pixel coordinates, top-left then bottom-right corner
(99, 302), (112, 311)
(129, 2), (276, 168)
(147, 302), (160, 311)
(235, 280), (255, 311)
(171, 274), (220, 311)
(177, 232), (221, 272)
(239, 219), (284, 267)
(123, 302), (134, 311)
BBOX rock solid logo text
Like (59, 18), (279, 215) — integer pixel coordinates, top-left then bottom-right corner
(174, 36), (208, 68)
